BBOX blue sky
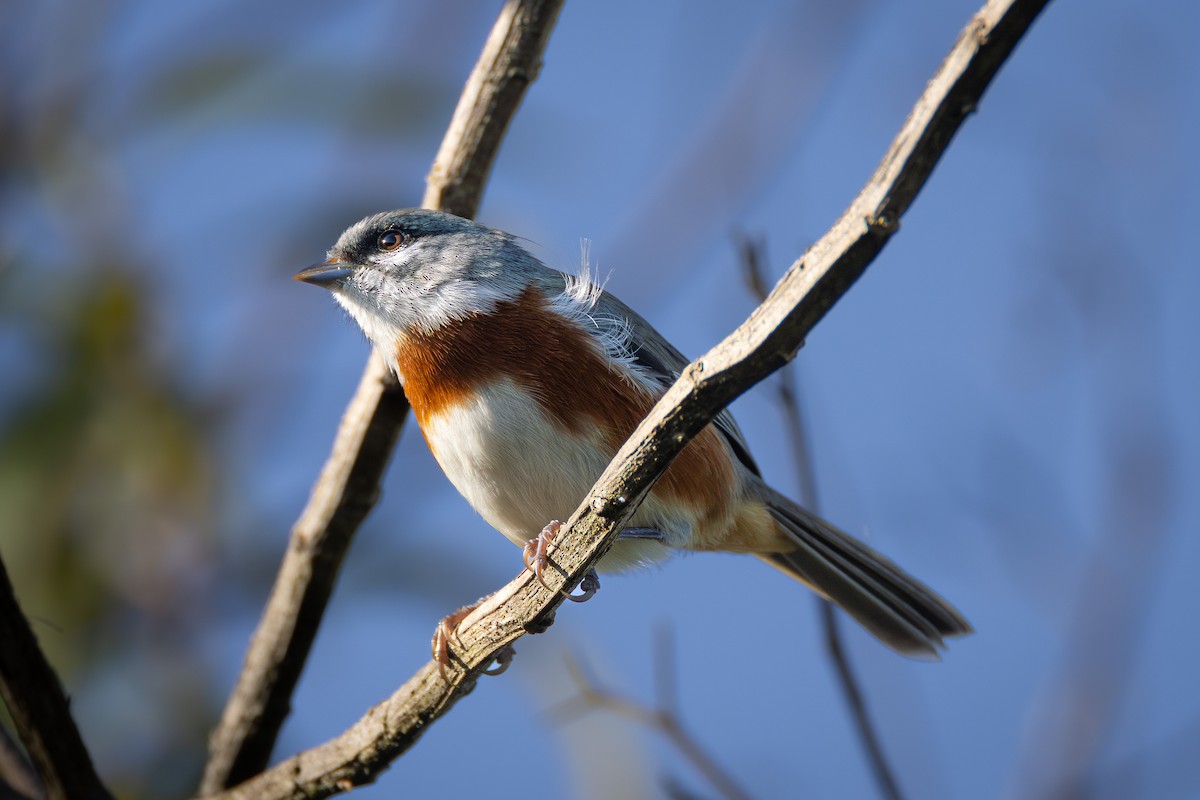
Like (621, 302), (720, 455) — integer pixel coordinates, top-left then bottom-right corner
(4, 1), (1199, 798)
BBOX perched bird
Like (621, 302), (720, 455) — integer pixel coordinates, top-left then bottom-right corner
(296, 209), (970, 661)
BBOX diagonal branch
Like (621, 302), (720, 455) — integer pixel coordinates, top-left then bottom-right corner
(199, 2), (1050, 798)
(197, 0), (565, 793)
(0, 556), (113, 800)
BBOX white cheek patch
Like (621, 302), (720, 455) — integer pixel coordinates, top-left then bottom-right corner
(409, 279), (512, 333)
(330, 269), (514, 373)
(331, 290), (400, 368)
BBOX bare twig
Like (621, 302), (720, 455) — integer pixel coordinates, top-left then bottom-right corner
(0, 724), (41, 800)
(549, 633), (752, 800)
(819, 603), (903, 799)
(0, 557), (113, 800)
(198, 0), (565, 794)
(0, 779), (36, 800)
(200, 2), (1048, 797)
(738, 235), (817, 507)
(740, 236), (902, 800)
(1012, 202), (1172, 798)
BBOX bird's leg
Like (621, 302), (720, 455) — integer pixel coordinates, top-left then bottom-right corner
(523, 520), (561, 592)
(523, 520), (597, 601)
(438, 519), (673, 680)
(618, 527), (666, 540)
(522, 522), (665, 602)
(433, 601), (516, 681)
(563, 527), (662, 602)
(432, 600), (482, 682)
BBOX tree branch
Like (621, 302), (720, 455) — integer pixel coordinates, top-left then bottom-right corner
(0, 722), (41, 800)
(197, 0), (565, 793)
(548, 631), (753, 800)
(198, 1), (1050, 798)
(422, 0), (564, 217)
(0, 556), (113, 800)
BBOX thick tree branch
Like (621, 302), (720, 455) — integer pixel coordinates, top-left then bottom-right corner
(198, 355), (409, 794)
(198, 0), (565, 794)
(199, 2), (1049, 798)
(0, 557), (113, 800)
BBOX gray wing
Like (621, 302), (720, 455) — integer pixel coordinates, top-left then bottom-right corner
(592, 289), (761, 477)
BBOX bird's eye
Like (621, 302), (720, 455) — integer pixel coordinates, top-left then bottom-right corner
(378, 231), (406, 251)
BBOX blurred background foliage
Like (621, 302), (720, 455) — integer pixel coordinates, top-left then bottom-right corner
(2, 1), (1199, 799)
(0, 2), (469, 794)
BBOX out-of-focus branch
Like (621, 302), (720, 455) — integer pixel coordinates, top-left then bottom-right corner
(0, 723), (41, 800)
(818, 603), (902, 798)
(199, 2), (1049, 798)
(548, 631), (752, 800)
(605, 0), (873, 301)
(738, 235), (818, 507)
(0, 724), (41, 800)
(741, 236), (903, 800)
(197, 1), (565, 794)
(0, 556), (113, 800)
(1013, 181), (1173, 798)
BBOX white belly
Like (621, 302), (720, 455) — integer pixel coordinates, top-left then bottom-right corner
(419, 379), (688, 571)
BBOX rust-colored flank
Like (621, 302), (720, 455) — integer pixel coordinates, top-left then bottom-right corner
(394, 286), (737, 523)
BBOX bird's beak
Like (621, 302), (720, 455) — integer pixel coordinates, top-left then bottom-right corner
(294, 258), (354, 289)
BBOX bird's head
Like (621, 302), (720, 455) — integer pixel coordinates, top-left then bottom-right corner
(296, 208), (539, 356)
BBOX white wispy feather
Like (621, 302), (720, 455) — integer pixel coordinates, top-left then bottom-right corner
(549, 240), (661, 393)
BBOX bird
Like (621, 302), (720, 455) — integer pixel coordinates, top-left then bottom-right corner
(295, 208), (971, 666)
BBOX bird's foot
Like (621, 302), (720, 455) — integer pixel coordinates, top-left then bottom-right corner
(523, 520), (562, 591)
(522, 520), (601, 603)
(432, 601), (481, 682)
(433, 604), (516, 681)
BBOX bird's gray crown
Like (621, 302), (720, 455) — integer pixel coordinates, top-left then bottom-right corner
(331, 208), (485, 264)
(320, 208), (558, 361)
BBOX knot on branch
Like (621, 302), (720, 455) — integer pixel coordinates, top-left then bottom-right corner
(590, 494), (628, 518)
(865, 209), (901, 238)
(500, 64), (540, 83)
(970, 14), (991, 46)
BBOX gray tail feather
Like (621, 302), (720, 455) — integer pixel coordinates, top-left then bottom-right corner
(754, 483), (972, 658)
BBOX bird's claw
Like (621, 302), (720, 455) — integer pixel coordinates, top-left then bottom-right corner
(483, 645), (515, 676)
(564, 569), (600, 603)
(432, 602), (479, 682)
(434, 604), (517, 681)
(522, 521), (601, 603)
(523, 520), (562, 592)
